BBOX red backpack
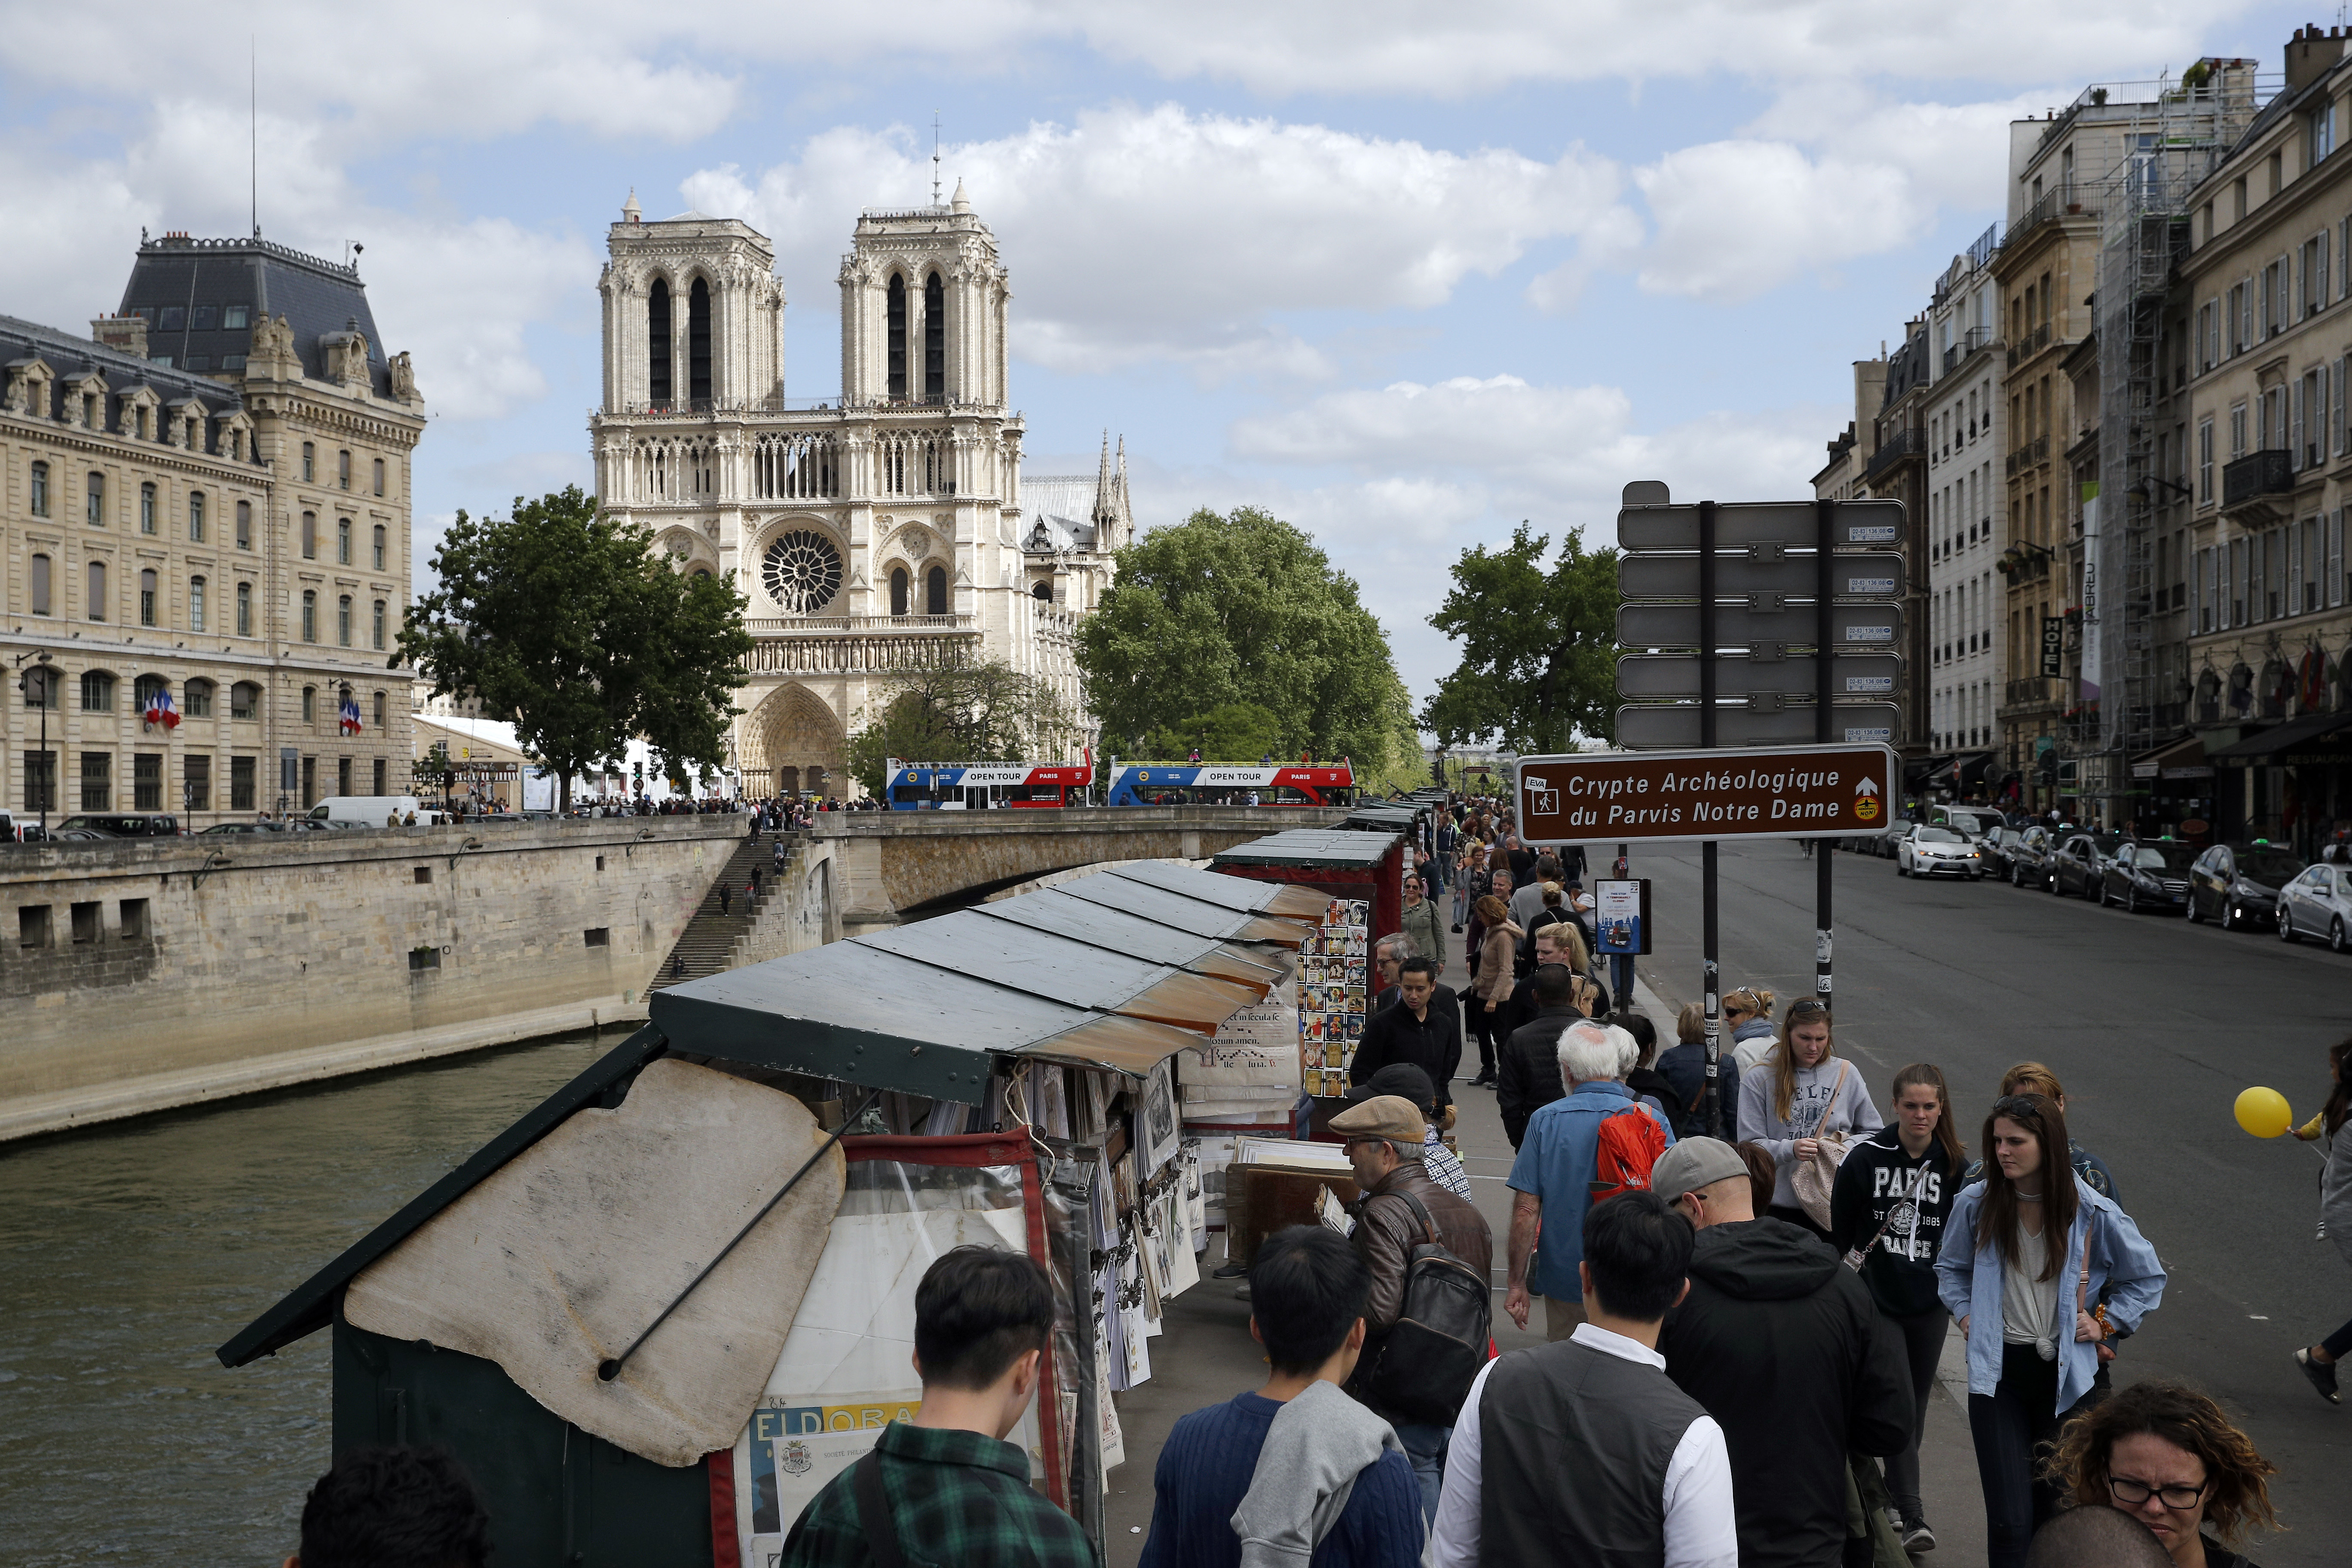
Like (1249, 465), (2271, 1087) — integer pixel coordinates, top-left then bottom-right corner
(1588, 1104), (1670, 1203)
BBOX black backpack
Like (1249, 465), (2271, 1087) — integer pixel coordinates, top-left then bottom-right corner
(1361, 1188), (1491, 1426)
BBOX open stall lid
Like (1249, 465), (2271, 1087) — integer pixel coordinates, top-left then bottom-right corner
(856, 911), (1264, 1034)
(973, 889), (1289, 992)
(1208, 827), (1405, 871)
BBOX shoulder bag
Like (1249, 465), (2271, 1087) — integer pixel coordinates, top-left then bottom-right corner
(853, 1448), (909, 1568)
(1361, 1188), (1491, 1426)
(1842, 1156), (1932, 1273)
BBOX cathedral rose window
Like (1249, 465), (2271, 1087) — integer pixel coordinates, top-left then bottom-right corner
(761, 531), (844, 613)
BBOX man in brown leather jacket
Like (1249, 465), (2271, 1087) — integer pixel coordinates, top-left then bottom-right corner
(1329, 1094), (1494, 1522)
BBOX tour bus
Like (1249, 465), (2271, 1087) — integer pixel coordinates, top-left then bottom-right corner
(882, 759), (1094, 810)
(1103, 761), (1355, 808)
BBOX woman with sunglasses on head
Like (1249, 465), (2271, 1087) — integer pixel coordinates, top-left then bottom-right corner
(2047, 1380), (2279, 1568)
(1736, 998), (1882, 1239)
(1829, 1064), (1966, 1555)
(1723, 987), (1780, 1073)
(1935, 1093), (2167, 1568)
(2291, 1035), (2352, 1404)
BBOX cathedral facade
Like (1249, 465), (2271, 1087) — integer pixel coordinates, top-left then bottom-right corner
(586, 186), (1130, 797)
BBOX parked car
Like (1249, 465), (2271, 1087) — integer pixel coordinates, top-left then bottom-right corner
(53, 813), (180, 838)
(2048, 831), (2128, 897)
(199, 821), (287, 835)
(1896, 822), (1983, 879)
(1931, 805), (1997, 840)
(2187, 842), (2304, 929)
(2005, 825), (2054, 887)
(1979, 825), (2027, 878)
(2278, 862), (2352, 951)
(2099, 839), (2197, 913)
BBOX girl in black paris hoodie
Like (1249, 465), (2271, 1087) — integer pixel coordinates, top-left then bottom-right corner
(1829, 1063), (1966, 1553)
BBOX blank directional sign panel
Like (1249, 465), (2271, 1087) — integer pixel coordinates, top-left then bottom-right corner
(1617, 600), (1904, 650)
(1614, 702), (1901, 750)
(1618, 551), (1906, 602)
(1617, 500), (1906, 552)
(1615, 652), (1903, 700)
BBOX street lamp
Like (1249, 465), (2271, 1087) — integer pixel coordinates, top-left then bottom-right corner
(13, 650), (55, 838)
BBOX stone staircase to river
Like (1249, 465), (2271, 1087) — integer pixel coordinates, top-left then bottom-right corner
(646, 827), (810, 990)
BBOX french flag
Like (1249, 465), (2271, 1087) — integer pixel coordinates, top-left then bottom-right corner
(144, 684), (180, 730)
(340, 694), (364, 736)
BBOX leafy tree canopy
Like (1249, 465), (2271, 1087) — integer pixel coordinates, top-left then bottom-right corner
(1079, 506), (1412, 769)
(393, 487), (750, 809)
(1422, 522), (1619, 753)
(845, 659), (1078, 798)
(1143, 701), (1285, 763)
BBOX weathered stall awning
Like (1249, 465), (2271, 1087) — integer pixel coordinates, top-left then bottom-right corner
(858, 910), (1264, 1033)
(1342, 802), (1422, 833)
(1052, 870), (1314, 945)
(1209, 827), (1408, 871)
(1099, 859), (1333, 918)
(973, 888), (1288, 991)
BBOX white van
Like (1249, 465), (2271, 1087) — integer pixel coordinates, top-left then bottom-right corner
(307, 796), (430, 827)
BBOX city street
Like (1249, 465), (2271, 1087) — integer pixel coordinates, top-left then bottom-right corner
(1622, 837), (2351, 1564)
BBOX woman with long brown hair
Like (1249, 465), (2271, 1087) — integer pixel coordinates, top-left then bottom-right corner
(1734, 997), (1882, 1237)
(1465, 894), (1522, 1085)
(1828, 1064), (1967, 1553)
(1934, 1093), (2168, 1568)
(2291, 1034), (2352, 1402)
(2048, 1379), (2281, 1568)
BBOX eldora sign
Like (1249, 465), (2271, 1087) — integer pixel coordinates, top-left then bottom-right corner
(1516, 743), (1899, 845)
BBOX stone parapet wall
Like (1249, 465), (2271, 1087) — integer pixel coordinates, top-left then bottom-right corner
(0, 817), (740, 1141)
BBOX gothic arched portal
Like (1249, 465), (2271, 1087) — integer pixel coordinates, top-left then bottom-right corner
(739, 683), (846, 798)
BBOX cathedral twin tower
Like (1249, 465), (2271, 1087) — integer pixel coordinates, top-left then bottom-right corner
(587, 183), (1130, 796)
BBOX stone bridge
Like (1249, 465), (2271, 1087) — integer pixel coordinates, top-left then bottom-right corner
(806, 806), (1348, 936)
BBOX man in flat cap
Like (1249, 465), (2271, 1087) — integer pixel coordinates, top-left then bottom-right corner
(1326, 1093), (1493, 1521)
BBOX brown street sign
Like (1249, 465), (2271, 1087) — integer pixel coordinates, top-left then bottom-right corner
(1516, 742), (1898, 845)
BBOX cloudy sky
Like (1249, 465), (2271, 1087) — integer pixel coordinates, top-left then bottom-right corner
(0, 1), (2319, 707)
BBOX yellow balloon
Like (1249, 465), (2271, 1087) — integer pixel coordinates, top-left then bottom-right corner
(2235, 1086), (2293, 1139)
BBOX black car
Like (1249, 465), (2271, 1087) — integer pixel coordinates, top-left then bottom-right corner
(2048, 832), (2128, 897)
(2100, 840), (2197, 913)
(2005, 825), (2054, 887)
(53, 813), (180, 838)
(2188, 842), (2306, 930)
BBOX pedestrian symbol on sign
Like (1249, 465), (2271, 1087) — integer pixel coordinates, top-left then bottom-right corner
(1526, 775), (1558, 815)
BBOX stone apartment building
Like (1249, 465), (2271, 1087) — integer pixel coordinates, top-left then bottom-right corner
(1923, 229), (2008, 785)
(4, 234), (424, 825)
(586, 187), (1128, 797)
(1859, 321), (1934, 758)
(2179, 28), (2352, 847)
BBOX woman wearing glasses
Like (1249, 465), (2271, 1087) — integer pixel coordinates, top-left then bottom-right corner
(2047, 1380), (2278, 1568)
(1935, 1093), (2168, 1568)
(1724, 986), (1779, 1073)
(1736, 998), (1882, 1238)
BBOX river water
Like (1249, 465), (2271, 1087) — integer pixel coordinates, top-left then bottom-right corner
(0, 1030), (618, 1567)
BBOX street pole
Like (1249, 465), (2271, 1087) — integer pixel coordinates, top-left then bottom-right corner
(1816, 498), (1835, 1007)
(1699, 499), (1722, 1138)
(1611, 839), (1633, 1006)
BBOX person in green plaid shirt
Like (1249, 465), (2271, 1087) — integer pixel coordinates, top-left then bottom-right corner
(781, 1246), (1099, 1568)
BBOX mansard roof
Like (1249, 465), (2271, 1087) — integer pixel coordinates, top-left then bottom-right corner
(116, 232), (390, 396)
(0, 312), (242, 423)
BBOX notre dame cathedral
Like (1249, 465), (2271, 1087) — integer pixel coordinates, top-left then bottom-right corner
(586, 184), (1131, 796)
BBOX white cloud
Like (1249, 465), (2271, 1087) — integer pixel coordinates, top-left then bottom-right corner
(1634, 140), (1923, 302)
(685, 106), (1631, 381)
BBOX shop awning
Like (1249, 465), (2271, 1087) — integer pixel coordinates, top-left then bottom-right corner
(1957, 751), (1997, 785)
(2130, 734), (2210, 779)
(2204, 709), (2352, 761)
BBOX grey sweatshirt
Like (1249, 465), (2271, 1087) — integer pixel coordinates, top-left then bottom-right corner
(1231, 1378), (1421, 1567)
(1737, 1054), (1885, 1210)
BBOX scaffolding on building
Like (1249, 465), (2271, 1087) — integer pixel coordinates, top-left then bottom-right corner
(2087, 60), (2272, 819)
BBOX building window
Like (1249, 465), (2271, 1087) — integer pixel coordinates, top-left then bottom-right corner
(140, 569), (158, 627)
(301, 511), (316, 558)
(924, 271), (945, 400)
(337, 517), (351, 564)
(235, 580), (252, 637)
(86, 560), (107, 621)
(30, 461), (48, 516)
(688, 276), (711, 405)
(374, 690), (386, 729)
(373, 524), (386, 570)
(648, 276), (672, 405)
(29, 552), (50, 616)
(338, 449), (351, 490)
(337, 594), (352, 647)
(224, 304), (248, 331)
(890, 567), (909, 616)
(2198, 419), (2214, 504)
(185, 678), (214, 718)
(585, 927), (610, 948)
(190, 576), (205, 633)
(230, 681), (260, 721)
(338, 755), (353, 796)
(81, 752), (112, 811)
(925, 565), (948, 616)
(81, 670), (115, 711)
(24, 752), (56, 813)
(230, 754), (256, 810)
(371, 598), (386, 649)
(189, 491), (205, 542)
(302, 590), (317, 643)
(134, 751), (162, 811)
(86, 472), (104, 525)
(373, 457), (385, 497)
(887, 273), (907, 400)
(302, 685), (316, 725)
(372, 757), (386, 795)
(236, 499), (251, 549)
(302, 755), (316, 808)
(141, 483), (157, 534)
(185, 755), (211, 811)
(301, 441), (315, 482)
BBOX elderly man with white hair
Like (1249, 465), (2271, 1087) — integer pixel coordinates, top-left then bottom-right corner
(1502, 1019), (1677, 1341)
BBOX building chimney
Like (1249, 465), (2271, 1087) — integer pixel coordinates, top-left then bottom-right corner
(2288, 24), (2346, 94)
(92, 313), (148, 358)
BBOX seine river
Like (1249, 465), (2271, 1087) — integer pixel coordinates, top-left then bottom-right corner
(0, 1031), (618, 1567)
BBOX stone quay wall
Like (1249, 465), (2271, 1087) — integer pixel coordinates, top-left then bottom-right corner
(0, 817), (742, 1142)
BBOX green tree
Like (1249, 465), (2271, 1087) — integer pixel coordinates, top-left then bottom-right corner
(1079, 507), (1409, 769)
(394, 487), (750, 811)
(844, 659), (1078, 798)
(1422, 522), (1619, 752)
(1144, 701), (1285, 763)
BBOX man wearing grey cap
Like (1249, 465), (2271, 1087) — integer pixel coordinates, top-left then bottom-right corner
(1651, 1137), (1912, 1568)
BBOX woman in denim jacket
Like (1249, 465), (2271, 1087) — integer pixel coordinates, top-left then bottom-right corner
(1935, 1092), (2166, 1568)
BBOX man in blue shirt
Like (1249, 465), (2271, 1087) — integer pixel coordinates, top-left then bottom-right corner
(1504, 1020), (1675, 1340)
(1139, 1226), (1424, 1568)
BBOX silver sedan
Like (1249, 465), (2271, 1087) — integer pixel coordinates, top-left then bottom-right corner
(2278, 862), (2352, 952)
(1896, 824), (1984, 880)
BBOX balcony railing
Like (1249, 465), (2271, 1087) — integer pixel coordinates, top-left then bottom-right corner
(1941, 326), (1996, 374)
(2221, 448), (2294, 508)
(1864, 425), (1926, 484)
(747, 613), (974, 636)
(599, 394), (1004, 419)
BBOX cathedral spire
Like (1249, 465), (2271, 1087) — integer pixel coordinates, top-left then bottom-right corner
(621, 188), (640, 224)
(1094, 431), (1113, 522)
